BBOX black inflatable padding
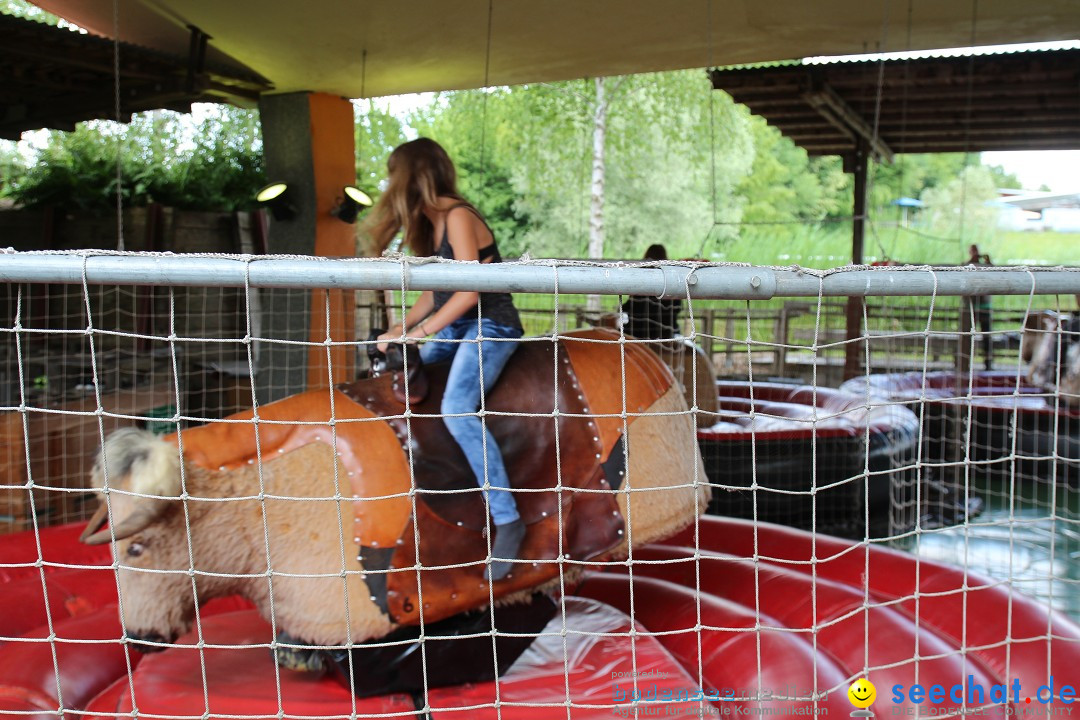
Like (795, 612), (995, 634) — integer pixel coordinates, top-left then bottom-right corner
(327, 592), (558, 698)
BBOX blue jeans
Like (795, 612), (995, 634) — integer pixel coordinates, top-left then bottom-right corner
(419, 317), (523, 525)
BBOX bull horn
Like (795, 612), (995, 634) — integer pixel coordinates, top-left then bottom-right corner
(78, 503), (110, 543)
(81, 500), (171, 546)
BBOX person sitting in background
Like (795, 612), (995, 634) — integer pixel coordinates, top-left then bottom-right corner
(622, 244), (682, 340)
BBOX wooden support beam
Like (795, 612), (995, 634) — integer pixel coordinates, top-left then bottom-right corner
(776, 111), (1080, 134)
(803, 82), (894, 163)
(785, 130), (865, 143)
(727, 95), (807, 109)
(837, 82), (1078, 103)
(760, 99), (1079, 123)
(797, 135), (1080, 154)
(844, 138), (869, 381)
(866, 124), (1080, 139)
(889, 135), (1080, 151)
(4, 40), (179, 82)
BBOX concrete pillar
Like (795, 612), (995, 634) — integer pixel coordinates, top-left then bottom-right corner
(257, 92), (356, 404)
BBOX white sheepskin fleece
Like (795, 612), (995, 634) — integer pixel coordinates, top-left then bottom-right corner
(94, 428), (182, 498)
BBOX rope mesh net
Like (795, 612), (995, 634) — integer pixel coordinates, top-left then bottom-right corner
(4, 0), (1079, 713)
(0, 251), (1078, 719)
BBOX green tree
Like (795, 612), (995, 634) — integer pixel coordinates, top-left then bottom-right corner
(0, 142), (22, 201)
(354, 100), (408, 195)
(734, 111), (847, 225)
(983, 163), (1022, 190)
(7, 106), (265, 212)
(408, 90), (532, 256)
(867, 153), (1006, 223)
(0, 0), (61, 24)
(9, 123), (136, 211)
(920, 164), (1000, 243)
(601, 73), (754, 260)
(418, 71), (754, 260)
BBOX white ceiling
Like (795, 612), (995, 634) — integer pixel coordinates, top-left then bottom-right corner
(31, 0), (1080, 98)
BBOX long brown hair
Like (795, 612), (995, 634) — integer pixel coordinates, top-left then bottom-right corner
(365, 138), (469, 257)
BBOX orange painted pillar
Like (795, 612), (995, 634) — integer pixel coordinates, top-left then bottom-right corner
(307, 93), (357, 390)
(258, 92), (357, 402)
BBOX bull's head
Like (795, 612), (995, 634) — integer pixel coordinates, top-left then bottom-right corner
(81, 428), (193, 649)
(1021, 311), (1058, 365)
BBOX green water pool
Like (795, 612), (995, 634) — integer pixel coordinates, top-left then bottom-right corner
(902, 477), (1080, 621)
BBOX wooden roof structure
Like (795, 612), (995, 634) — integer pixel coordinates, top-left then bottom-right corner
(709, 46), (1080, 379)
(26, 0), (1080, 100)
(3, 2), (1076, 140)
(0, 13), (271, 140)
(709, 47), (1080, 163)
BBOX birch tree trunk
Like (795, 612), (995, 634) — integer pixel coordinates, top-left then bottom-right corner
(587, 76), (607, 314)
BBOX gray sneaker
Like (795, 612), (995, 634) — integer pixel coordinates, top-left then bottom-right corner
(485, 518), (526, 581)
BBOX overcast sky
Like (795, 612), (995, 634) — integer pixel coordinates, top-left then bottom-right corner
(982, 151), (1080, 193)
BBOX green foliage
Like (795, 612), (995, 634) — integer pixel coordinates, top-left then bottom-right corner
(400, 73), (1036, 265)
(984, 163), (1022, 190)
(713, 223), (1076, 270)
(492, 82), (593, 257)
(0, 142), (21, 200)
(601, 72), (752, 259)
(0, 0), (61, 24)
(920, 164), (1000, 244)
(410, 90), (533, 257)
(855, 154), (1020, 237)
(354, 100), (408, 195)
(733, 110), (847, 226)
(413, 71), (754, 260)
(7, 106), (265, 212)
(8, 124), (133, 211)
(170, 107), (265, 210)
(870, 153), (969, 208)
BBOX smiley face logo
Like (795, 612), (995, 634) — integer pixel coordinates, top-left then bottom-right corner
(848, 678), (877, 709)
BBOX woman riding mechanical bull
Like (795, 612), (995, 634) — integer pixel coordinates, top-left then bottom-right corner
(79, 139), (709, 683)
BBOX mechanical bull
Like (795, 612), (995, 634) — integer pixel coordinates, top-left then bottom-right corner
(1023, 311), (1080, 404)
(80, 329), (709, 659)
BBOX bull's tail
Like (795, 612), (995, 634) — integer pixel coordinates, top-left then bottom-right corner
(92, 427), (182, 498)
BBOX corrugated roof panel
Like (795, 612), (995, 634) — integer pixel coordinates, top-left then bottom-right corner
(711, 46), (1080, 158)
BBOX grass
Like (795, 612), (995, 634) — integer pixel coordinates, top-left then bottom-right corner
(704, 224), (1078, 269)
(386, 224), (1077, 346)
(982, 231), (1080, 267)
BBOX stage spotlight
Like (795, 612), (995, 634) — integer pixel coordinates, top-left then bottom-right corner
(332, 186), (374, 224)
(255, 182), (296, 221)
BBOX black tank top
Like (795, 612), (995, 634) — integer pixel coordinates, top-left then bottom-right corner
(432, 205), (522, 331)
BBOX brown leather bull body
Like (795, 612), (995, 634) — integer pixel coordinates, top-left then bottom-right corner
(173, 329), (672, 626)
